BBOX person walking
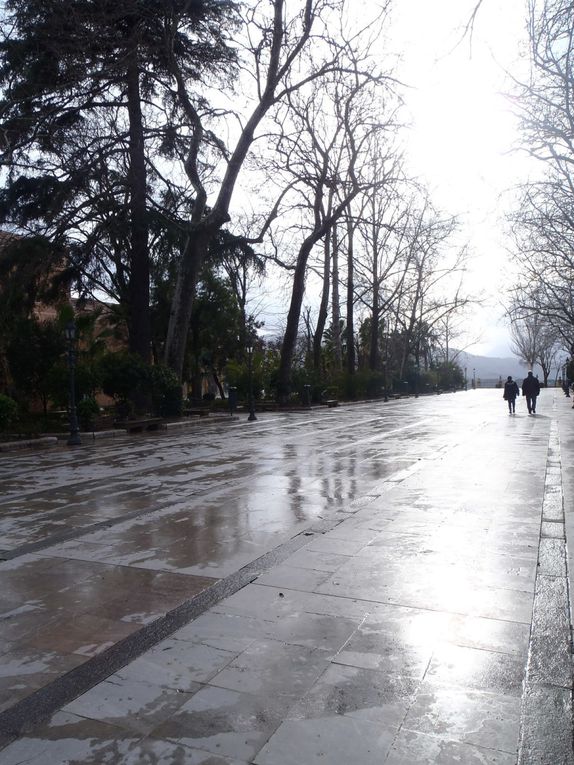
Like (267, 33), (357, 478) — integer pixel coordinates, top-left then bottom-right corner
(522, 371), (541, 414)
(503, 376), (519, 414)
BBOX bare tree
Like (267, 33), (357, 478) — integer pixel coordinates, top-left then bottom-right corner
(390, 206), (469, 377)
(312, 229), (332, 371)
(253, 23), (399, 401)
(330, 223), (343, 370)
(537, 324), (562, 385)
(506, 0), (574, 352)
(302, 305), (314, 361)
(516, 0), (574, 177)
(509, 316), (539, 368)
(345, 205), (357, 374)
(507, 180), (574, 352)
(353, 177), (412, 372)
(163, 0), (392, 379)
(508, 306), (562, 385)
(432, 308), (480, 366)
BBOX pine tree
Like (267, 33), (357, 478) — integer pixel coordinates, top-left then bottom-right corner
(0, 0), (237, 363)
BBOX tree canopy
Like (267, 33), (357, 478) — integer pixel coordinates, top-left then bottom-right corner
(0, 0), (480, 410)
(0, 0), (239, 362)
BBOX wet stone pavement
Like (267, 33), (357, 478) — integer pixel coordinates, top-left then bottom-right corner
(0, 389), (572, 764)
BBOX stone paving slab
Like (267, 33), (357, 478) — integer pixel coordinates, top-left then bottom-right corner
(0, 390), (572, 763)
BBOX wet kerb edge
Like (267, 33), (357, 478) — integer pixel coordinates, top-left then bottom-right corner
(517, 421), (574, 765)
(0, 518), (339, 746)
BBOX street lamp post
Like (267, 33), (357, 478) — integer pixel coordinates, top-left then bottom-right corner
(246, 342), (257, 421)
(472, 368), (476, 389)
(464, 366), (467, 391)
(64, 321), (81, 446)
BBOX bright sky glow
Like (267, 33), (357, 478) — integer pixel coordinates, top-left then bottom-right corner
(253, 0), (535, 359)
(390, 0), (533, 356)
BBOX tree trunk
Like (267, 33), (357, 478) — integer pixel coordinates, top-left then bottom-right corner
(313, 234), (331, 370)
(277, 239), (315, 403)
(331, 223), (342, 369)
(369, 274), (380, 371)
(368, 201), (379, 371)
(346, 211), (355, 375)
(126, 50), (151, 364)
(369, 301), (379, 370)
(164, 227), (212, 379)
(213, 372), (226, 399)
(302, 307), (313, 361)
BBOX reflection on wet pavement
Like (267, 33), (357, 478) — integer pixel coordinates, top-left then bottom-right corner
(0, 390), (571, 763)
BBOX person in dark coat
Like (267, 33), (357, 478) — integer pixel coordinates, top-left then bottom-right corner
(503, 376), (519, 414)
(522, 371), (541, 414)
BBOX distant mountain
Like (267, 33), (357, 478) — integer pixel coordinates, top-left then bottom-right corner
(455, 351), (538, 384)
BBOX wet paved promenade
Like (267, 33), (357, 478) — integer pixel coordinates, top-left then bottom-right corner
(0, 389), (572, 763)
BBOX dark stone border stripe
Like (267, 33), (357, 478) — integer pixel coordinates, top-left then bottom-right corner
(517, 421), (574, 765)
(0, 518), (338, 747)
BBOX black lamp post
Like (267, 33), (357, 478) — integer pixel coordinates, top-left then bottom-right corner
(65, 321), (81, 446)
(464, 366), (467, 391)
(246, 342), (257, 421)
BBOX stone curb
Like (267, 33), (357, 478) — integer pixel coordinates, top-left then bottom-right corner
(0, 395), (455, 455)
(0, 416), (240, 453)
(0, 436), (58, 452)
(517, 420), (574, 765)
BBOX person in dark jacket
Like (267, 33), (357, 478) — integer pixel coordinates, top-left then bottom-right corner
(522, 371), (541, 414)
(503, 376), (519, 414)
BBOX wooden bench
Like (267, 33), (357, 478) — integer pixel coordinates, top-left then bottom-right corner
(326, 399), (339, 408)
(116, 418), (164, 433)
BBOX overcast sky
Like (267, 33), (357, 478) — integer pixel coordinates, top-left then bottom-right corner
(255, 0), (535, 359)
(391, 0), (533, 357)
